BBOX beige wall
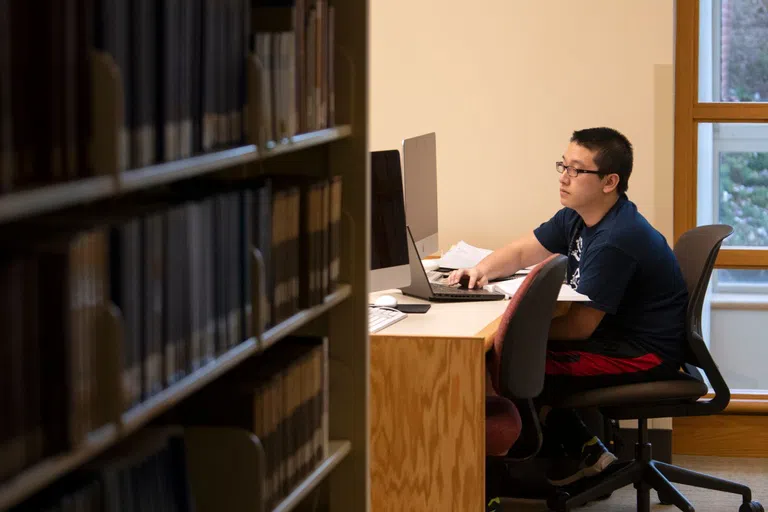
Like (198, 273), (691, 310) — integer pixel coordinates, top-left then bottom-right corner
(369, 0), (675, 251)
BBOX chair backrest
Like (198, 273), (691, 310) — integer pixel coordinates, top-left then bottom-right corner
(488, 254), (568, 400)
(672, 224), (733, 412)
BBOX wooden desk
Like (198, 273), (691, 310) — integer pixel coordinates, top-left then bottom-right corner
(369, 291), (571, 511)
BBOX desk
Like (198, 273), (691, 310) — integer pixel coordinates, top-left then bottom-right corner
(369, 291), (571, 511)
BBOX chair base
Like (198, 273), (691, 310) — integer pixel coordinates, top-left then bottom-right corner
(547, 439), (759, 512)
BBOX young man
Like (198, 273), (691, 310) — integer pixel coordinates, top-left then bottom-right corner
(449, 127), (688, 486)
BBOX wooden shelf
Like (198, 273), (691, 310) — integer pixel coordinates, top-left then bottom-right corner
(120, 126), (352, 192)
(0, 126), (352, 224)
(118, 144), (260, 192)
(261, 126), (352, 158)
(0, 284), (351, 512)
(272, 441), (352, 512)
(262, 288), (352, 351)
(0, 174), (117, 225)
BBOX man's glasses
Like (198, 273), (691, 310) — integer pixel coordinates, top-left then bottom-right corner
(555, 161), (605, 178)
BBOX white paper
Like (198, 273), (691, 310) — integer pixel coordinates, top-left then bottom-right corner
(437, 241), (493, 269)
(484, 279), (590, 302)
(483, 277), (525, 297)
(556, 285), (591, 302)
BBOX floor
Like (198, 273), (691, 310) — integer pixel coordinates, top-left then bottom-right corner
(500, 455), (768, 511)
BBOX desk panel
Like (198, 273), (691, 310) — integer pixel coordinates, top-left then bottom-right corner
(370, 335), (485, 511)
(369, 291), (572, 510)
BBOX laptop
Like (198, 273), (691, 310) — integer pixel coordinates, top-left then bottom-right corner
(400, 226), (505, 302)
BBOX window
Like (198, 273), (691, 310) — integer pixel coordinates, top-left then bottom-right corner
(715, 269), (768, 293)
(675, 0), (768, 278)
(677, 0), (768, 397)
(698, 123), (768, 248)
(705, 0), (768, 104)
(698, 0), (768, 259)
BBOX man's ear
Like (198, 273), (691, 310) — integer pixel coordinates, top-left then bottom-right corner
(602, 173), (620, 194)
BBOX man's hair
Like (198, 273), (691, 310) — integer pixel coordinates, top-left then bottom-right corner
(570, 127), (633, 195)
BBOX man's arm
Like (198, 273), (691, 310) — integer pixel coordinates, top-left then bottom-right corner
(476, 232), (553, 281)
(447, 232), (553, 288)
(554, 244), (637, 339)
(548, 302), (606, 340)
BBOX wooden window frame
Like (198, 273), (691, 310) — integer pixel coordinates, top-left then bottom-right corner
(675, 0), (768, 413)
(674, 0), (768, 269)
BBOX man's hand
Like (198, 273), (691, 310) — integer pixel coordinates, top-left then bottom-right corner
(444, 232), (552, 290)
(446, 267), (488, 289)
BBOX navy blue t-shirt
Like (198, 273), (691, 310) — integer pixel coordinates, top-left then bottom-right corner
(533, 195), (688, 365)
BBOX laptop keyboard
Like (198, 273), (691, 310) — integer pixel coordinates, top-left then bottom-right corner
(426, 270), (446, 283)
(430, 283), (495, 296)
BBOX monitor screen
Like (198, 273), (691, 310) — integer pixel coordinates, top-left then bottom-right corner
(370, 150), (410, 291)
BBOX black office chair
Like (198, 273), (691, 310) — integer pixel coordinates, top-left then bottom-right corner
(546, 225), (763, 512)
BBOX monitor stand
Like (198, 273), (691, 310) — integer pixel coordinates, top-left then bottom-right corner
(399, 226), (437, 301)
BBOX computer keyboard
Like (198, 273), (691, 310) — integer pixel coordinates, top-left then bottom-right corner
(368, 306), (407, 333)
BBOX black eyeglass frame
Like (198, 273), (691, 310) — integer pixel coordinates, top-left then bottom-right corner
(555, 161), (608, 178)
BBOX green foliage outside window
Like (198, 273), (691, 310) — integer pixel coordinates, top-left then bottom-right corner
(718, 152), (768, 247)
(721, 0), (768, 102)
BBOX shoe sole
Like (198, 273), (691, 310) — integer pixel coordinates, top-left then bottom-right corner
(547, 451), (618, 487)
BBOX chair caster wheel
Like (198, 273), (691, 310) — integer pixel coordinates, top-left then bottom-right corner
(546, 491), (570, 512)
(739, 501), (764, 512)
(658, 490), (675, 505)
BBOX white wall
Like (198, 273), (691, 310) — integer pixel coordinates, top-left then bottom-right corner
(710, 307), (768, 390)
(370, 0), (676, 251)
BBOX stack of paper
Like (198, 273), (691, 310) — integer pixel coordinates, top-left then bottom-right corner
(438, 241), (493, 269)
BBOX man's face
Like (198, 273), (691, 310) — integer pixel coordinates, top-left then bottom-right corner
(558, 142), (605, 210)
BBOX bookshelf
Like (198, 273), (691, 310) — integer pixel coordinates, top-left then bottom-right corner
(0, 126), (352, 224)
(0, 0), (369, 510)
(0, 285), (352, 511)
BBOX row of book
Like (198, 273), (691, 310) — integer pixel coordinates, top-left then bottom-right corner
(96, 0), (250, 171)
(0, 230), (111, 485)
(252, 0), (336, 143)
(116, 191), (249, 410)
(0, 175), (342, 484)
(0, 0), (338, 196)
(9, 336), (330, 511)
(181, 337), (329, 510)
(0, 1), (92, 193)
(11, 429), (193, 512)
(266, 175), (343, 326)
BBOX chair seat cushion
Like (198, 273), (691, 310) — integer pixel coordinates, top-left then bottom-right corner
(555, 378), (709, 410)
(486, 395), (522, 456)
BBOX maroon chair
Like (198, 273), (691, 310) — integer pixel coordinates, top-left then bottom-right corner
(486, 254), (568, 458)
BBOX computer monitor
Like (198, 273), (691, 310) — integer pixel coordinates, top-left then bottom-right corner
(370, 150), (411, 292)
(402, 132), (439, 258)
